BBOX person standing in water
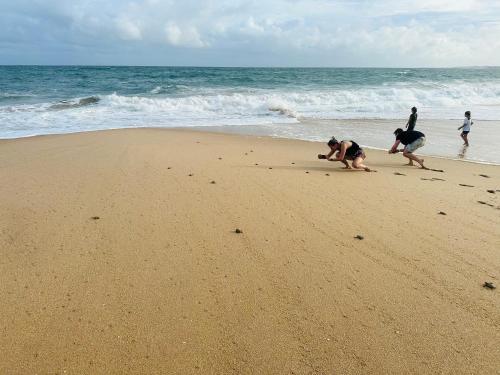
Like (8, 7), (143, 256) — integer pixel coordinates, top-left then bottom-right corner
(318, 136), (373, 172)
(389, 128), (427, 169)
(457, 111), (473, 146)
(406, 107), (418, 131)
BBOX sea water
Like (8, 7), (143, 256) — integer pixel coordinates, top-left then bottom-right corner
(1, 66), (500, 163)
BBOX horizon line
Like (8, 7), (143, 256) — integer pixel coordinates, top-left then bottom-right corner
(1, 64), (499, 69)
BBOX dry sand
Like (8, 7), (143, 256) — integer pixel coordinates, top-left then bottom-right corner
(1, 129), (499, 374)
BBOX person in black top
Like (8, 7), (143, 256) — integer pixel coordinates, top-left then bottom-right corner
(389, 128), (427, 169)
(406, 107), (417, 131)
(318, 136), (373, 172)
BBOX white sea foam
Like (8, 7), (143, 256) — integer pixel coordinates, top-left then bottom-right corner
(1, 81), (500, 141)
(150, 86), (162, 94)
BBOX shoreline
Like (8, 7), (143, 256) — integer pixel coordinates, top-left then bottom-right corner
(2, 125), (500, 167)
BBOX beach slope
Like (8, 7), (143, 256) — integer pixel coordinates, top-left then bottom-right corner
(1, 129), (499, 374)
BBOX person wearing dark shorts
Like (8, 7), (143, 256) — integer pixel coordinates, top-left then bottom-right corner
(406, 107), (418, 131)
(389, 128), (427, 169)
(457, 111), (473, 146)
(318, 136), (373, 171)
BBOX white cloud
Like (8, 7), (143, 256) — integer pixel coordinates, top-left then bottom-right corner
(115, 18), (142, 40)
(164, 22), (208, 48)
(2, 0), (500, 66)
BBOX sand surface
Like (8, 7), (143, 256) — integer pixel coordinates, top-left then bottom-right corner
(1, 129), (499, 374)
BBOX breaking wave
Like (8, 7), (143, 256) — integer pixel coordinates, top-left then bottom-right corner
(48, 96), (100, 110)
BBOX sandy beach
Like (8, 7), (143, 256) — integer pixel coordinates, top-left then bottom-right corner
(1, 128), (499, 374)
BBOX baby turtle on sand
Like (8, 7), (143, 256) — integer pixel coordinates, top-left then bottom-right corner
(268, 167), (273, 170)
(325, 173), (330, 176)
(91, 216), (100, 220)
(188, 174), (193, 177)
(483, 282), (496, 290)
(487, 189), (496, 194)
(438, 211), (447, 215)
(305, 171), (309, 174)
(354, 235), (364, 240)
(479, 174), (490, 178)
(235, 228), (243, 234)
(210, 181), (216, 184)
(459, 184), (474, 187)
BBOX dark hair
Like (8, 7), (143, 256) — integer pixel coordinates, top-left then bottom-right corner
(327, 136), (339, 146)
(465, 111), (471, 116)
(411, 107), (417, 113)
(394, 128), (404, 136)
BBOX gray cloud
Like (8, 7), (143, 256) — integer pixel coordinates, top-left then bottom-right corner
(1, 0), (500, 66)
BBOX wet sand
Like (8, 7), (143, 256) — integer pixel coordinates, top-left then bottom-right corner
(1, 128), (499, 374)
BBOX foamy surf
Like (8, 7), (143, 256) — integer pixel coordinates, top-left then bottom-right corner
(1, 65), (500, 163)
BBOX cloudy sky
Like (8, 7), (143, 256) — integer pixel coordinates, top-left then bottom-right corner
(2, 0), (500, 67)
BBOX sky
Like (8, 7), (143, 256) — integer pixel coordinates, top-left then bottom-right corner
(1, 0), (500, 67)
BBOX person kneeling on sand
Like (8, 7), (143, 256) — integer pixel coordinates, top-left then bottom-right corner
(389, 128), (427, 169)
(318, 136), (372, 172)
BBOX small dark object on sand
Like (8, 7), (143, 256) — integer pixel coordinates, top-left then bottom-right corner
(269, 167), (273, 169)
(478, 201), (494, 207)
(487, 189), (495, 194)
(459, 184), (474, 187)
(438, 211), (447, 215)
(218, 157), (222, 160)
(325, 173), (330, 176)
(245, 153), (248, 155)
(394, 172), (406, 176)
(255, 163), (259, 166)
(235, 228), (243, 234)
(483, 282), (496, 290)
(479, 174), (490, 178)
(167, 167), (171, 169)
(291, 162), (295, 165)
(188, 174), (193, 177)
(91, 216), (100, 220)
(250, 150), (254, 152)
(318, 154), (327, 159)
(432, 178), (446, 181)
(210, 181), (216, 184)
(305, 171), (309, 174)
(354, 235), (364, 240)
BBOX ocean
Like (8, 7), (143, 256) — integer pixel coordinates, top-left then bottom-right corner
(1, 66), (500, 163)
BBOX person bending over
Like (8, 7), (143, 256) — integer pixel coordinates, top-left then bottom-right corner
(318, 136), (372, 172)
(457, 110), (473, 146)
(389, 128), (427, 169)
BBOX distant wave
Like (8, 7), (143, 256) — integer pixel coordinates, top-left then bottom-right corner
(150, 86), (162, 94)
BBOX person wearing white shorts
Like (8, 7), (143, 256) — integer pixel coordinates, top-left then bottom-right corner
(389, 128), (427, 169)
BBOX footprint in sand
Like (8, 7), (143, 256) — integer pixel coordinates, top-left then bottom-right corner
(422, 177), (446, 181)
(477, 201), (494, 207)
(459, 184), (474, 187)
